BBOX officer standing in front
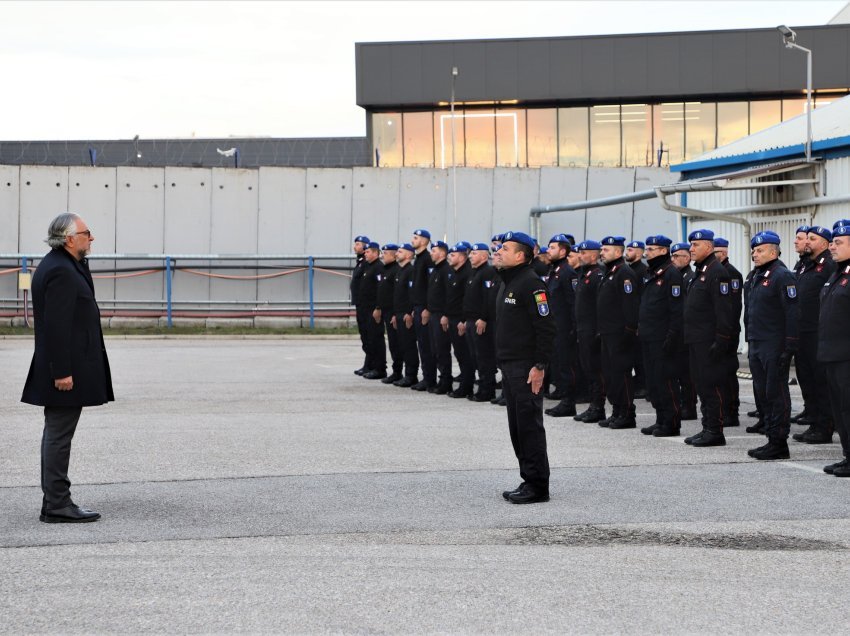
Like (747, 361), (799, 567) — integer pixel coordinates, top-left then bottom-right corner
(819, 223), (850, 476)
(351, 235), (371, 376)
(792, 226), (836, 444)
(744, 231), (799, 460)
(596, 236), (640, 429)
(714, 237), (744, 428)
(638, 235), (684, 437)
(495, 232), (556, 504)
(544, 233), (579, 418)
(683, 229), (736, 447)
(359, 242), (388, 380)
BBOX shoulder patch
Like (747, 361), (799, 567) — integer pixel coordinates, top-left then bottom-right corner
(731, 279), (740, 290)
(671, 285), (681, 297)
(719, 282), (729, 295)
(786, 285), (797, 299)
(624, 280), (633, 294)
(571, 278), (578, 290)
(534, 291), (550, 316)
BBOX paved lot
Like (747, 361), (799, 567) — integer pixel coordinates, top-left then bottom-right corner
(1, 337), (848, 634)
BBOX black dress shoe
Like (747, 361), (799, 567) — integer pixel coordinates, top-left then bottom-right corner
(690, 430), (726, 447)
(608, 415), (636, 430)
(793, 428), (834, 444)
(448, 389), (472, 399)
(431, 384), (451, 395)
(496, 396), (507, 406)
(502, 482), (526, 500)
(577, 407), (606, 423)
(40, 504), (101, 523)
(824, 458), (849, 474)
(472, 392), (495, 402)
(507, 485), (550, 504)
(789, 409), (808, 424)
(354, 367), (368, 376)
(747, 409), (761, 418)
(746, 420), (766, 434)
(598, 414), (617, 428)
(747, 442), (770, 457)
(381, 372), (402, 384)
(545, 401), (577, 417)
(833, 464), (850, 477)
(684, 430), (704, 445)
(653, 424), (680, 437)
(394, 376), (417, 388)
(680, 407), (698, 421)
(363, 369), (387, 380)
(641, 422), (660, 435)
(410, 380), (431, 391)
(749, 439), (789, 460)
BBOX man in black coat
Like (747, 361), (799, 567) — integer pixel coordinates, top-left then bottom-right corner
(350, 235), (371, 376)
(714, 237), (744, 428)
(573, 240), (607, 423)
(462, 243), (499, 402)
(544, 233), (579, 417)
(376, 243), (402, 384)
(671, 242), (698, 421)
(22, 213), (113, 523)
(358, 242), (388, 380)
(390, 243), (420, 387)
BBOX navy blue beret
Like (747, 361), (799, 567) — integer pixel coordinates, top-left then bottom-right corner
(713, 237), (729, 248)
(458, 241), (473, 250)
(796, 224), (812, 234)
(808, 226), (832, 242)
(502, 231), (536, 249)
(751, 232), (780, 248)
(601, 236), (626, 247)
(381, 243), (399, 251)
(432, 240), (448, 250)
(470, 243), (490, 252)
(397, 243), (415, 252)
(833, 219), (850, 231)
(834, 225), (850, 237)
(413, 229), (431, 239)
(549, 233), (570, 245)
(565, 234), (576, 245)
(366, 241), (380, 250)
(688, 229), (714, 242)
(671, 242), (690, 254)
(578, 240), (602, 251)
(627, 240), (645, 249)
(646, 235), (672, 247)
(539, 246), (549, 254)
(354, 235), (371, 244)
(448, 242), (468, 253)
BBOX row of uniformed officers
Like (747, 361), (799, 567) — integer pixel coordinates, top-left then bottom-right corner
(350, 221), (850, 492)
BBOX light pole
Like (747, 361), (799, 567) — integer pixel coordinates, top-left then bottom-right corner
(778, 25), (812, 162)
(450, 66), (459, 241)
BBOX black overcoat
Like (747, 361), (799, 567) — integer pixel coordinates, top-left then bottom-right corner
(21, 248), (114, 407)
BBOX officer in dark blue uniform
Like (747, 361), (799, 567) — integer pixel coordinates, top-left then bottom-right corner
(574, 240), (607, 423)
(638, 235), (684, 437)
(443, 243), (475, 398)
(671, 242), (698, 420)
(376, 244), (402, 384)
(626, 240), (649, 399)
(358, 242), (388, 380)
(596, 236), (639, 429)
(792, 226), (836, 444)
(819, 223), (850, 476)
(790, 224), (813, 425)
(410, 229), (437, 391)
(423, 240), (452, 393)
(463, 243), (499, 402)
(494, 231), (556, 504)
(714, 237), (744, 428)
(683, 229), (736, 447)
(544, 233), (579, 418)
(351, 235), (371, 375)
(744, 231), (800, 460)
(390, 243), (419, 387)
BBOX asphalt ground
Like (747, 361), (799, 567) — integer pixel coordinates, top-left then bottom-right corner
(1, 337), (848, 634)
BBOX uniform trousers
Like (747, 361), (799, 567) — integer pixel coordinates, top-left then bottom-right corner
(824, 360), (850, 456)
(553, 329), (578, 400)
(500, 359), (550, 492)
(413, 305), (436, 385)
(601, 334), (635, 416)
(689, 341), (730, 434)
(466, 320), (497, 396)
(677, 345), (697, 412)
(381, 312), (402, 375)
(748, 339), (792, 440)
(41, 406), (83, 510)
(355, 305), (370, 369)
(797, 331), (833, 433)
(577, 332), (606, 408)
(363, 309), (387, 373)
(427, 312), (453, 387)
(642, 340), (681, 427)
(447, 317), (474, 393)
(394, 312), (420, 379)
(726, 335), (741, 421)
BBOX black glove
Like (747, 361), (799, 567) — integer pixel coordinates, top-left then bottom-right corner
(662, 336), (678, 354)
(591, 335), (602, 353)
(778, 350), (794, 373)
(619, 331), (635, 353)
(709, 341), (725, 361)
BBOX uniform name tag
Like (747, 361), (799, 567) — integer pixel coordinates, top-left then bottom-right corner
(504, 297), (517, 304)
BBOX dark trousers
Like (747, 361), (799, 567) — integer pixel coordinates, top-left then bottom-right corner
(427, 312), (452, 387)
(355, 305), (369, 369)
(382, 311), (402, 375)
(467, 319), (497, 396)
(395, 313), (420, 379)
(413, 305), (436, 385)
(41, 406), (83, 510)
(500, 359), (550, 491)
(633, 339), (646, 390)
(447, 317), (474, 392)
(677, 346), (697, 411)
(361, 307), (386, 373)
(824, 360), (850, 455)
(748, 340), (792, 441)
(553, 329), (578, 400)
(726, 335), (741, 419)
(689, 341), (730, 434)
(578, 332), (606, 408)
(642, 340), (681, 427)
(601, 334), (635, 415)
(797, 331), (833, 433)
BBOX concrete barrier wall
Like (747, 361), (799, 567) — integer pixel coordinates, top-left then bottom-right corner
(1, 164), (677, 306)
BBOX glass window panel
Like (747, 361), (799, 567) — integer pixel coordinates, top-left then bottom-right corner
(717, 101), (749, 147)
(496, 109), (526, 167)
(434, 109), (465, 168)
(402, 112), (434, 167)
(782, 98), (806, 121)
(749, 100), (781, 134)
(590, 105), (621, 167)
(464, 109), (496, 168)
(526, 108), (557, 167)
(372, 113), (402, 167)
(558, 107), (588, 167)
(652, 103), (684, 166)
(621, 103), (652, 167)
(684, 102), (716, 161)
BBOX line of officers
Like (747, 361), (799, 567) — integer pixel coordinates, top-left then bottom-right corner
(349, 220), (850, 477)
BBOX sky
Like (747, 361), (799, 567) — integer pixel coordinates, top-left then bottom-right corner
(0, 0), (846, 141)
